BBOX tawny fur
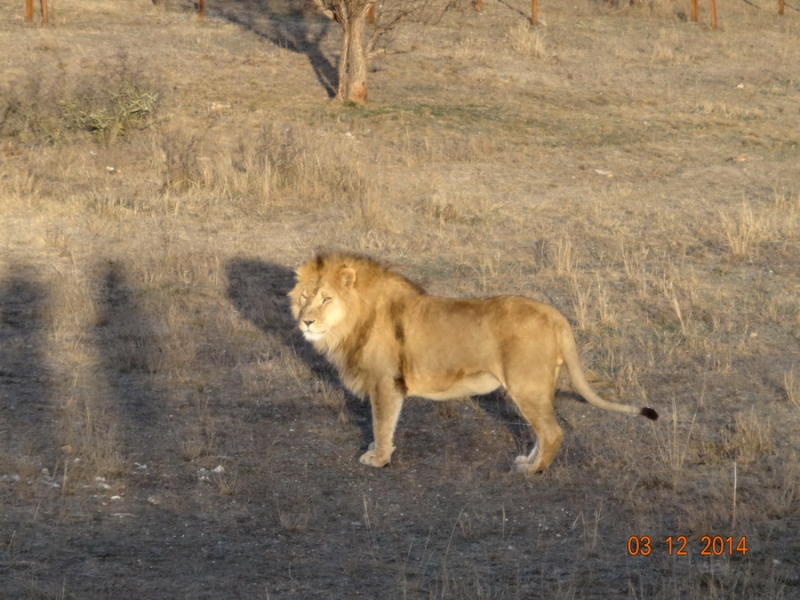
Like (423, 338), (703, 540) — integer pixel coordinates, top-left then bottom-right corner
(288, 252), (657, 472)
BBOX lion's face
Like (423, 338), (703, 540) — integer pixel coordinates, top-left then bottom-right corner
(289, 276), (351, 343)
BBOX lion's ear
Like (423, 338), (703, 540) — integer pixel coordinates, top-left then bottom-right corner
(339, 267), (356, 289)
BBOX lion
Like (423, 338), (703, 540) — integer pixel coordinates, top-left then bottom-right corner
(288, 253), (658, 473)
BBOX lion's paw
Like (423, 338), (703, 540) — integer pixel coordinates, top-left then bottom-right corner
(359, 442), (394, 467)
(514, 454), (544, 474)
(515, 446), (546, 473)
(359, 450), (390, 467)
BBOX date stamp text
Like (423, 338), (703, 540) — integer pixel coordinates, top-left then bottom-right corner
(627, 536), (748, 557)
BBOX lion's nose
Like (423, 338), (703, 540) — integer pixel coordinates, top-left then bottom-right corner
(303, 319), (315, 328)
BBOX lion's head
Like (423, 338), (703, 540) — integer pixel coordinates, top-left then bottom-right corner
(288, 255), (359, 344)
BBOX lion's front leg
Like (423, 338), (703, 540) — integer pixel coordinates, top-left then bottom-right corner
(360, 380), (404, 468)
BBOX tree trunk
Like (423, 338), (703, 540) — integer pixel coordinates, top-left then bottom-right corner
(337, 2), (371, 104)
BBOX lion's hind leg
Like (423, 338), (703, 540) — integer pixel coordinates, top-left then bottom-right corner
(506, 376), (563, 474)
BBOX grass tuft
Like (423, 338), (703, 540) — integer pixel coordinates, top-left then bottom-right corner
(718, 201), (766, 257)
(507, 22), (547, 59)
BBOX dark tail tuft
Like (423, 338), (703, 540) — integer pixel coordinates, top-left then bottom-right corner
(640, 407), (659, 421)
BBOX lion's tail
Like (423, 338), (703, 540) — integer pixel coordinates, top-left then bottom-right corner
(559, 322), (658, 421)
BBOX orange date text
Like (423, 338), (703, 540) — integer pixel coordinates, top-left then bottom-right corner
(627, 536), (748, 556)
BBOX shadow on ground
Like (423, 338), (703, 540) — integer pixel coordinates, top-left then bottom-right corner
(214, 0), (337, 98)
(93, 261), (170, 468)
(0, 266), (55, 463)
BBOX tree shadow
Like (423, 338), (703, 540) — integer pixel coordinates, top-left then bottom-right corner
(93, 261), (167, 467)
(213, 0), (338, 98)
(496, 0), (531, 20)
(0, 266), (55, 463)
(224, 258), (372, 442)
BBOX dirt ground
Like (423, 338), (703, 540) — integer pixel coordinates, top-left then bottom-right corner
(1, 0), (799, 597)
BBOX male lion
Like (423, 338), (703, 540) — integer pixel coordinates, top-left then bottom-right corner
(289, 253), (657, 473)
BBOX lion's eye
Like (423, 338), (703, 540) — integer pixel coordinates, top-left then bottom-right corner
(322, 297), (332, 304)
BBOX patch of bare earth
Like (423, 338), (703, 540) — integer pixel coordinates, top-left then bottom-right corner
(1, 0), (799, 597)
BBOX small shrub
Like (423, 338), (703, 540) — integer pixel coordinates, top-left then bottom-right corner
(0, 52), (159, 144)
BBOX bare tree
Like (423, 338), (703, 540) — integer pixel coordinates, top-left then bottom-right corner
(311, 0), (458, 104)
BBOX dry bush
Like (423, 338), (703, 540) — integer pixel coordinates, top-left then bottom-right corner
(0, 52), (159, 145)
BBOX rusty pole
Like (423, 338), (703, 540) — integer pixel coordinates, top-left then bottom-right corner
(25, 0), (34, 21)
(779, 0), (784, 15)
(709, 0), (717, 29)
(41, 0), (48, 23)
(198, 0), (205, 21)
(531, 0), (537, 26)
(691, 0), (698, 22)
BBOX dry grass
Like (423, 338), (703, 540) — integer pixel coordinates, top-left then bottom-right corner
(786, 367), (799, 409)
(651, 28), (694, 64)
(506, 21), (548, 58)
(718, 200), (767, 257)
(723, 408), (773, 466)
(1, 0), (799, 597)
